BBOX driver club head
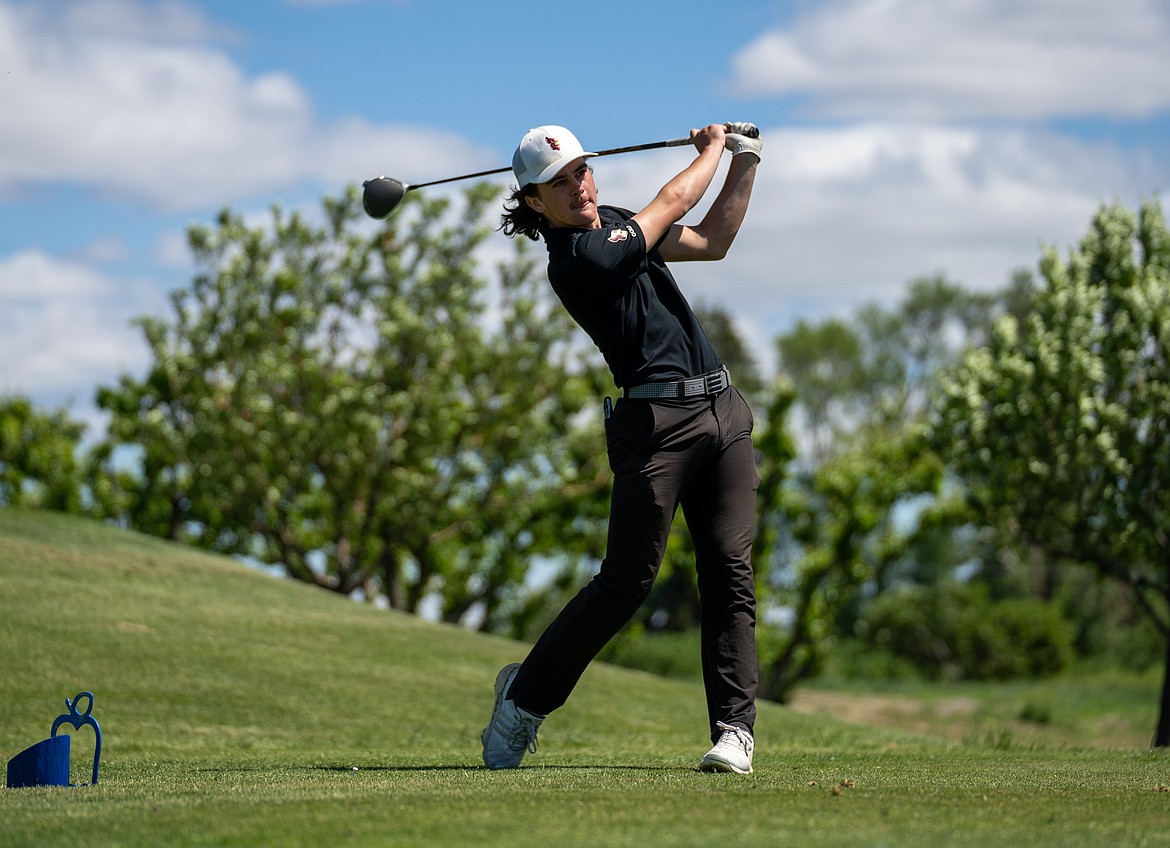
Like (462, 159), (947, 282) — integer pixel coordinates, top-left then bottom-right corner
(362, 176), (409, 219)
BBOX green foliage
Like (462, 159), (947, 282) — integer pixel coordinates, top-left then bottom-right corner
(1050, 561), (1164, 672)
(598, 626), (704, 681)
(864, 582), (1075, 681)
(932, 198), (1170, 740)
(1019, 699), (1053, 725)
(695, 303), (764, 396)
(775, 316), (864, 458)
(815, 637), (926, 682)
(0, 396), (85, 511)
(93, 184), (611, 628)
(935, 199), (1170, 608)
(757, 421), (946, 700)
(753, 275), (1025, 701)
(777, 274), (1003, 460)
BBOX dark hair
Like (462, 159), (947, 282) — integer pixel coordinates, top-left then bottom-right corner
(499, 183), (543, 241)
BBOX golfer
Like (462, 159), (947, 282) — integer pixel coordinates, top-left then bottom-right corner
(485, 122), (762, 773)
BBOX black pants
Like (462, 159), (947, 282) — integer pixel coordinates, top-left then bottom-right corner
(509, 386), (759, 742)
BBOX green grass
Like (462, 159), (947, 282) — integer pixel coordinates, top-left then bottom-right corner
(789, 668), (1164, 751)
(2, 508), (1169, 847)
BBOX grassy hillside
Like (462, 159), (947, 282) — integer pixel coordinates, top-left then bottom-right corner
(1, 509), (1168, 847)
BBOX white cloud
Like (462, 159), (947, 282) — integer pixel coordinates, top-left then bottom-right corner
(1, 0), (1166, 414)
(730, 0), (1170, 120)
(0, 0), (490, 210)
(75, 237), (132, 264)
(596, 121), (1145, 349)
(152, 230), (194, 268)
(60, 0), (234, 44)
(0, 251), (164, 401)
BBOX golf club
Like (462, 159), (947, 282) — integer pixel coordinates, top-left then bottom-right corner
(362, 123), (759, 220)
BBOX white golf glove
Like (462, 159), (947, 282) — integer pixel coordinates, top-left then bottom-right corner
(725, 130), (762, 162)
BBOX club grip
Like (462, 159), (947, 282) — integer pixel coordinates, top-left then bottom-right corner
(660, 123), (759, 150)
(724, 122), (759, 138)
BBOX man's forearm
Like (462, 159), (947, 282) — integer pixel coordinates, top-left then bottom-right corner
(695, 154), (758, 256)
(656, 143), (726, 220)
(634, 141), (725, 247)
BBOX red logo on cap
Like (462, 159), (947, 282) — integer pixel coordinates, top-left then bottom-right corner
(545, 137), (561, 151)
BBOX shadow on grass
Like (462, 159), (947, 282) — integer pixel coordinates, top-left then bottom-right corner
(191, 763), (705, 775)
(308, 764), (694, 773)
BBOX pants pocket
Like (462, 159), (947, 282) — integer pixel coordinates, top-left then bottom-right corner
(604, 400), (657, 474)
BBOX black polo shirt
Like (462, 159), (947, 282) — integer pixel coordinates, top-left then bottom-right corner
(541, 206), (723, 389)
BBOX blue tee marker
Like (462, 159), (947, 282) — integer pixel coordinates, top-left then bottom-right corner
(6, 692), (102, 788)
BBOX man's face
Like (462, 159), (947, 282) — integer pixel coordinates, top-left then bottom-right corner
(525, 158), (601, 229)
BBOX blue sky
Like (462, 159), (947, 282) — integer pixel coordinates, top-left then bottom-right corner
(2, 0), (1168, 429)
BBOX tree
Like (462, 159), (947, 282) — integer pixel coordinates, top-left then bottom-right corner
(754, 275), (1019, 699)
(863, 580), (1074, 681)
(0, 396), (85, 512)
(95, 184), (610, 627)
(933, 199), (1170, 744)
(755, 417), (946, 700)
(775, 318), (864, 460)
(694, 303), (764, 397)
(776, 275), (1005, 462)
(853, 274), (1000, 424)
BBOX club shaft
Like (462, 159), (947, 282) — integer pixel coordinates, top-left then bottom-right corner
(410, 137), (692, 190)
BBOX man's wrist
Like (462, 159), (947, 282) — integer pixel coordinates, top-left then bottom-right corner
(727, 135), (762, 162)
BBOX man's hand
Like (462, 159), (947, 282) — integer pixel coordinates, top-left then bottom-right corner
(659, 124), (760, 263)
(724, 122), (759, 139)
(690, 123), (728, 154)
(725, 130), (762, 162)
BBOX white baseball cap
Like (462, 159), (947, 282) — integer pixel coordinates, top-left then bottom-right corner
(512, 125), (597, 188)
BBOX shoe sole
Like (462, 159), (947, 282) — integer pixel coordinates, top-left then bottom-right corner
(698, 756), (753, 775)
(481, 663), (521, 751)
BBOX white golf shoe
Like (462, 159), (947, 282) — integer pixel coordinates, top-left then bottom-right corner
(481, 663), (544, 769)
(699, 721), (754, 774)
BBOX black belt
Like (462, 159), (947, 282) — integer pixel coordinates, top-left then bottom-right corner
(623, 367), (731, 399)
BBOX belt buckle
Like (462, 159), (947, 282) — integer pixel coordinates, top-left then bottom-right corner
(704, 368), (726, 394)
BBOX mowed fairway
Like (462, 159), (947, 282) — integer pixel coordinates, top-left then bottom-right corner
(1, 509), (1168, 847)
